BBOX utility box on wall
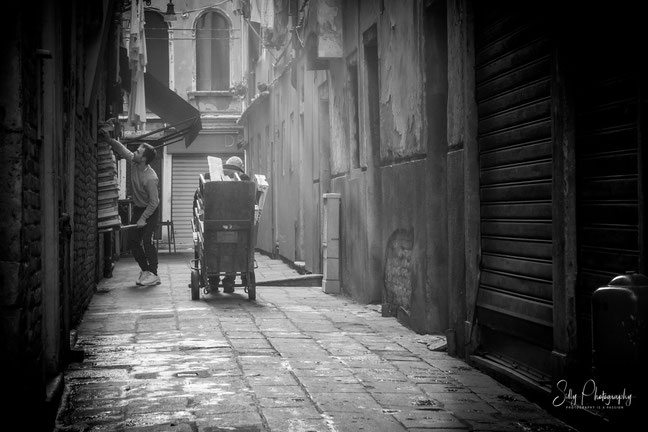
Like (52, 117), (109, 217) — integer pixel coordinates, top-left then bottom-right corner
(322, 193), (341, 294)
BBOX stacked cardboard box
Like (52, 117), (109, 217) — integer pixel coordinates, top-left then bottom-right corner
(97, 142), (121, 229)
(253, 174), (269, 225)
(207, 156), (226, 181)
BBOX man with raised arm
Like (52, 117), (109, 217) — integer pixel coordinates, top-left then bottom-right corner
(99, 126), (161, 286)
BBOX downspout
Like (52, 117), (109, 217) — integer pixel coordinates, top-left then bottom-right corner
(271, 91), (279, 259)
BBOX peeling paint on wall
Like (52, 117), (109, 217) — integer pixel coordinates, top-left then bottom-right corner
(380, 0), (423, 161)
(317, 0), (344, 58)
(328, 60), (349, 175)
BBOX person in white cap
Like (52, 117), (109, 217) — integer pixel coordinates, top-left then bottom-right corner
(219, 156), (250, 292)
(223, 156), (250, 181)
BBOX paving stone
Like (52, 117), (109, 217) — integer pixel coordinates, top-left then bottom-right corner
(193, 411), (265, 430)
(262, 406), (328, 431)
(190, 392), (257, 414)
(365, 380), (425, 394)
(369, 391), (433, 409)
(308, 392), (384, 413)
(257, 396), (314, 408)
(229, 338), (274, 350)
(225, 331), (267, 339)
(418, 383), (474, 394)
(298, 376), (366, 393)
(247, 372), (299, 386)
(325, 411), (408, 432)
(391, 409), (468, 429)
(55, 253), (575, 432)
(248, 384), (308, 399)
(441, 401), (501, 421)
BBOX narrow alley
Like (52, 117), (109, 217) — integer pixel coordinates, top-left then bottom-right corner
(2, 1), (646, 431)
(54, 252), (575, 432)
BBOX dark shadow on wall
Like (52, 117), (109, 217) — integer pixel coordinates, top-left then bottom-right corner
(382, 228), (415, 326)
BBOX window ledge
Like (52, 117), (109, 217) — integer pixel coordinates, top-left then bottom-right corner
(188, 90), (233, 98)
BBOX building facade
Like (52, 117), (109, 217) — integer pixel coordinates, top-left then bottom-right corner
(119, 0), (249, 248)
(238, 0), (648, 412)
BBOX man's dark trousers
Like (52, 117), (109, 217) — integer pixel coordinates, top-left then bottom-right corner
(130, 206), (159, 275)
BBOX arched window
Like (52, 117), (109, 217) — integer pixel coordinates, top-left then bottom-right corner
(144, 11), (169, 86)
(196, 11), (230, 91)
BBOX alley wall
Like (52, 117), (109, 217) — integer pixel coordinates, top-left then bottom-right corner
(241, 0), (453, 333)
(0, 1), (120, 428)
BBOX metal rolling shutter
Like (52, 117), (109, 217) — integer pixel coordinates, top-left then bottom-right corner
(475, 2), (553, 379)
(575, 48), (642, 372)
(171, 154), (239, 248)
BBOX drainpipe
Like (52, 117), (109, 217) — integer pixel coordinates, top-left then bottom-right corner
(268, 67), (279, 259)
(270, 86), (279, 259)
(271, 138), (279, 259)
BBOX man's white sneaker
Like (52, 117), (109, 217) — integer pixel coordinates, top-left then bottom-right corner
(136, 270), (146, 285)
(140, 272), (161, 286)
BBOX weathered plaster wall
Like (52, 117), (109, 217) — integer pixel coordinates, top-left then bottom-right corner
(298, 68), (330, 272)
(445, 0), (475, 355)
(328, 60), (350, 176)
(331, 0), (449, 332)
(242, 0), (454, 335)
(273, 73), (300, 262)
(421, 0), (450, 335)
(380, 161), (431, 331)
(379, 0), (424, 162)
(317, 0), (344, 58)
(245, 97), (273, 254)
(329, 0), (383, 303)
(333, 174), (374, 302)
(165, 133), (241, 154)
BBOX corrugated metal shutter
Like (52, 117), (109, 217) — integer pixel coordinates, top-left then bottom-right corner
(574, 38), (642, 373)
(171, 154), (240, 248)
(474, 1), (553, 380)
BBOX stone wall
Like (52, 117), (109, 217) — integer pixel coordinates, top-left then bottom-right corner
(72, 121), (99, 324)
(0, 5), (47, 425)
(0, 2), (118, 428)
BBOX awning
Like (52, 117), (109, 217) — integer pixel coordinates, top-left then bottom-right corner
(238, 90), (270, 125)
(119, 47), (201, 147)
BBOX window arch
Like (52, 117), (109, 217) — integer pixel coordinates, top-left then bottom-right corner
(144, 11), (169, 86)
(196, 10), (230, 91)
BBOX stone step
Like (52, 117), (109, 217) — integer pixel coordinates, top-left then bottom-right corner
(255, 274), (323, 287)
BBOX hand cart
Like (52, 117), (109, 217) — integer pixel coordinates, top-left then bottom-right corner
(190, 175), (257, 301)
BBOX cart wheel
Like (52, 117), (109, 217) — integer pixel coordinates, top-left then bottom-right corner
(247, 271), (256, 301)
(199, 257), (209, 289)
(191, 269), (200, 300)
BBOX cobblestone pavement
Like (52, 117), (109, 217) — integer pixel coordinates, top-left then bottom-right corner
(54, 252), (577, 432)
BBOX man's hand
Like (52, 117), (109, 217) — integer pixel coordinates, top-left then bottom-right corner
(98, 127), (111, 143)
(137, 218), (146, 228)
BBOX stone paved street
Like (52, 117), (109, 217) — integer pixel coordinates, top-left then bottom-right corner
(54, 252), (576, 431)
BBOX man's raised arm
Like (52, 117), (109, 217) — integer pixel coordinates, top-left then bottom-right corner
(98, 126), (134, 161)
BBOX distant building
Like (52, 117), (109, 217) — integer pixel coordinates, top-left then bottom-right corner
(118, 0), (249, 248)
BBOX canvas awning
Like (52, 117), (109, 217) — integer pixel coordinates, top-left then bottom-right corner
(119, 47), (201, 147)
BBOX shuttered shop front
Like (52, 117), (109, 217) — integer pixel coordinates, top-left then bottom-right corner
(171, 154), (240, 248)
(474, 1), (553, 383)
(573, 11), (645, 377)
